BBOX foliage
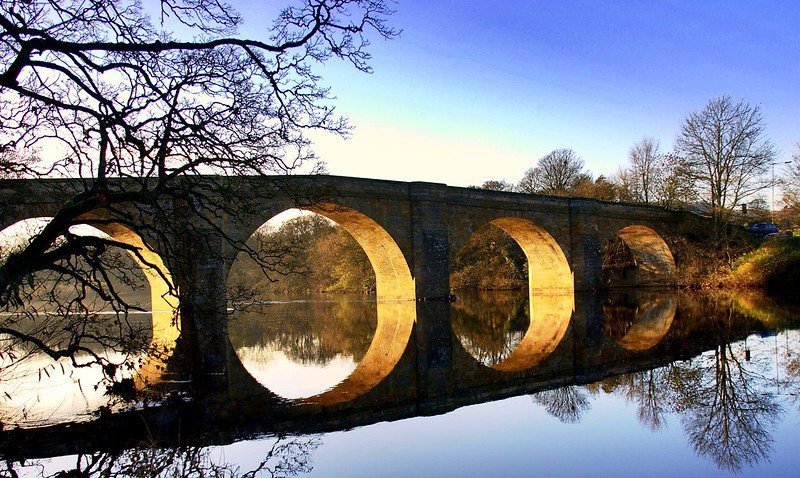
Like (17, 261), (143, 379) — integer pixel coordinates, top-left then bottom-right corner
(450, 224), (527, 291)
(230, 214), (376, 296)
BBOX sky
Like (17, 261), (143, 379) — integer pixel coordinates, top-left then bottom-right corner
(235, 0), (799, 188)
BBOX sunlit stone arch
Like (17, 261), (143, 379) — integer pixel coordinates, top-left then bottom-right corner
(452, 217), (575, 372)
(604, 225), (676, 287)
(0, 215), (180, 387)
(226, 203), (416, 406)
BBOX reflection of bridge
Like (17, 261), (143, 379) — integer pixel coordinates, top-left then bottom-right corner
(1, 176), (710, 392)
(1, 291), (772, 460)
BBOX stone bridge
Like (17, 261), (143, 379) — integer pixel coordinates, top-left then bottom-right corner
(0, 175), (710, 389)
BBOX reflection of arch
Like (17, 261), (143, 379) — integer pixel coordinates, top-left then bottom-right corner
(79, 218), (180, 386)
(232, 204), (416, 406)
(0, 216), (180, 387)
(608, 225), (676, 286)
(604, 292), (677, 351)
(491, 291), (573, 372)
(456, 217), (574, 372)
(306, 300), (415, 406)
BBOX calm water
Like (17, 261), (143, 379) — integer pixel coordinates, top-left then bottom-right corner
(2, 290), (800, 477)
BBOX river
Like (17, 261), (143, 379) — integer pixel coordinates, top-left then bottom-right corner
(2, 290), (800, 477)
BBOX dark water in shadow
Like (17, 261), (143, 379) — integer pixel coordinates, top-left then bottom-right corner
(3, 290), (800, 477)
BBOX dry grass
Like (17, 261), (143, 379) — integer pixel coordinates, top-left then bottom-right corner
(726, 236), (800, 294)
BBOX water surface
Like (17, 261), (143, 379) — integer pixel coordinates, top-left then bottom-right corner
(2, 290), (800, 477)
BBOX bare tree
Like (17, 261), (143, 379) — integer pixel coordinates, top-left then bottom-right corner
(0, 0), (396, 386)
(615, 148), (696, 208)
(622, 137), (662, 204)
(517, 149), (589, 196)
(780, 142), (800, 214)
(675, 96), (776, 236)
(479, 179), (514, 192)
(653, 152), (697, 208)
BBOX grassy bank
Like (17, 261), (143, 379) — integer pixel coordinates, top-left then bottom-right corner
(724, 236), (800, 295)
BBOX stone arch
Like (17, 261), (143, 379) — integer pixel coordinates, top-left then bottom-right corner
(452, 217), (574, 372)
(0, 216), (179, 386)
(80, 219), (180, 386)
(228, 203), (416, 406)
(603, 225), (676, 287)
(490, 217), (574, 293)
(306, 203), (415, 301)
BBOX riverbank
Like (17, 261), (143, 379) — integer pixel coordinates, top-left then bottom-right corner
(670, 235), (800, 296)
(723, 236), (800, 295)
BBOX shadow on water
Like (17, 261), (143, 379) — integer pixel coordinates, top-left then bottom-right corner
(2, 290), (800, 476)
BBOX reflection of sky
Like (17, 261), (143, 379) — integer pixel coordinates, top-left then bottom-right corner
(12, 329), (800, 476)
(223, 330), (800, 477)
(236, 345), (358, 399)
(0, 349), (141, 426)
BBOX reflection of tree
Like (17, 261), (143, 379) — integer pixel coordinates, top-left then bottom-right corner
(451, 291), (529, 366)
(609, 367), (676, 431)
(672, 339), (781, 473)
(592, 294), (790, 472)
(604, 326), (782, 471)
(3, 436), (320, 477)
(784, 350), (800, 411)
(531, 386), (591, 424)
(229, 300), (377, 365)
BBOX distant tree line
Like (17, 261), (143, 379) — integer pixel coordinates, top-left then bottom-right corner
(478, 95), (799, 244)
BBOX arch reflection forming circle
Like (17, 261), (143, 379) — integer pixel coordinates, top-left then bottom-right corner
(455, 217), (574, 372)
(230, 204), (416, 406)
(605, 292), (677, 351)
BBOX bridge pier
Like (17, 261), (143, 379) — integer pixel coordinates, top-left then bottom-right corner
(176, 224), (230, 391)
(409, 182), (452, 299)
(568, 200), (604, 292)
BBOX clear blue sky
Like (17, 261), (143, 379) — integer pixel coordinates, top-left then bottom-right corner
(240, 0), (799, 186)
